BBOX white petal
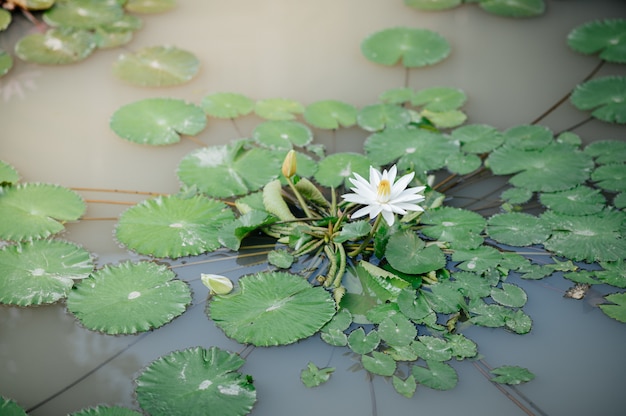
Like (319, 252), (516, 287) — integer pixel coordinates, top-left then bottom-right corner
(381, 210), (395, 226)
(351, 205), (374, 219)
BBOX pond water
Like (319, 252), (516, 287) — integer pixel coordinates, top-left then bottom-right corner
(1, 1), (626, 415)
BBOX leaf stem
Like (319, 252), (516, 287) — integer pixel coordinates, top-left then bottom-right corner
(348, 214), (382, 258)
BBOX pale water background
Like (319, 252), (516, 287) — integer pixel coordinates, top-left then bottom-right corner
(1, 1), (626, 415)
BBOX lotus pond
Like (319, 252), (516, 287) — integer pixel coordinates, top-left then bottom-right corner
(1, 1), (626, 415)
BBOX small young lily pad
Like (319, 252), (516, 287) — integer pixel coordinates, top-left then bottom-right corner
(378, 313), (417, 347)
(570, 76), (626, 124)
(599, 292), (626, 323)
(347, 327), (380, 355)
(421, 108), (467, 128)
(479, 0), (545, 18)
(209, 271), (336, 346)
(303, 100), (357, 129)
(300, 362), (334, 388)
(113, 46), (200, 87)
(0, 160), (19, 185)
(490, 283), (527, 308)
(200, 92), (254, 119)
(124, 0), (176, 14)
(254, 98), (304, 120)
(135, 346), (256, 416)
(411, 86), (467, 112)
(94, 27), (134, 49)
(252, 120), (313, 150)
(0, 49), (12, 77)
(357, 103), (412, 132)
(0, 239), (93, 306)
(392, 374), (417, 398)
(567, 19), (626, 63)
(412, 360), (458, 390)
(490, 365), (535, 385)
(69, 406), (143, 416)
(361, 27), (450, 68)
(361, 351), (396, 376)
(67, 261), (191, 334)
(14, 28), (97, 64)
(0, 183), (86, 241)
(451, 124), (504, 154)
(486, 212), (550, 246)
(0, 9), (12, 31)
(313, 152), (371, 188)
(110, 98), (206, 145)
(412, 336), (452, 362)
(43, 0), (124, 29)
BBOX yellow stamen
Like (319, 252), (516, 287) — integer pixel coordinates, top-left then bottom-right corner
(377, 179), (391, 202)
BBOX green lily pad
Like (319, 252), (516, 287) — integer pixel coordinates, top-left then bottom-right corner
(254, 98), (304, 120)
(304, 100), (358, 129)
(69, 406), (142, 416)
(450, 272), (492, 299)
(67, 261), (190, 334)
(501, 187), (533, 204)
(452, 246), (503, 273)
(43, 0), (124, 29)
(320, 327), (348, 346)
(113, 45), (200, 86)
(599, 292), (626, 323)
(94, 27), (134, 49)
(445, 151), (481, 175)
(0, 160), (19, 185)
(570, 76), (626, 124)
(392, 374), (417, 398)
(252, 120), (313, 150)
(568, 19), (626, 63)
(361, 351), (396, 376)
(486, 212), (550, 246)
(469, 300), (508, 328)
(542, 210), (626, 262)
(135, 347), (256, 416)
(490, 283), (527, 308)
(0, 239), (93, 306)
(421, 283), (466, 314)
(405, 0), (462, 11)
(412, 336), (452, 361)
(115, 194), (234, 258)
(487, 142), (594, 192)
(444, 333), (478, 360)
(378, 313), (417, 347)
(386, 230), (446, 274)
(421, 206), (486, 249)
(347, 327), (380, 355)
(505, 309), (532, 334)
(479, 0), (545, 18)
(614, 192), (626, 209)
(379, 87), (413, 104)
(421, 108), (467, 128)
(0, 397), (27, 416)
(125, 0), (176, 13)
(490, 365), (535, 385)
(313, 152), (371, 188)
(540, 186), (606, 215)
(177, 141), (282, 197)
(503, 124), (553, 150)
(209, 271), (336, 346)
(267, 249), (294, 269)
(0, 183), (86, 241)
(412, 360), (457, 390)
(592, 163), (626, 192)
(110, 98), (206, 145)
(584, 139), (626, 165)
(300, 362), (334, 388)
(0, 10), (11, 31)
(361, 27), (450, 68)
(14, 28), (96, 64)
(200, 92), (254, 119)
(0, 49), (12, 77)
(451, 124), (504, 154)
(411, 86), (466, 112)
(356, 103), (412, 132)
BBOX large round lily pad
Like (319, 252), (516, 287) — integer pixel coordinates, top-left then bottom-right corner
(209, 271), (336, 346)
(0, 239), (93, 306)
(115, 194), (234, 258)
(67, 261), (191, 334)
(135, 347), (256, 416)
(568, 19), (626, 63)
(113, 46), (200, 86)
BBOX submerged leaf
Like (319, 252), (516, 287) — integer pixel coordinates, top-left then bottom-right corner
(568, 19), (626, 63)
(113, 45), (200, 86)
(0, 240), (93, 306)
(570, 76), (626, 124)
(136, 347), (256, 416)
(209, 271), (336, 346)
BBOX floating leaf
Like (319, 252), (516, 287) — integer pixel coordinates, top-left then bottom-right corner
(254, 98), (304, 120)
(584, 139), (626, 165)
(421, 108), (467, 128)
(43, 0), (124, 29)
(0, 160), (19, 185)
(110, 98), (206, 145)
(503, 125), (553, 150)
(379, 87), (414, 104)
(412, 336), (452, 362)
(94, 27), (134, 49)
(378, 313), (417, 347)
(361, 27), (450, 68)
(357, 103), (411, 132)
(334, 220), (372, 243)
(445, 151), (481, 174)
(444, 333), (477, 360)
(570, 76), (626, 124)
(0, 9), (11, 31)
(115, 194), (234, 258)
(404, 0), (462, 10)
(0, 183), (85, 241)
(486, 142), (594, 192)
(252, 120), (313, 150)
(451, 124), (503, 154)
(347, 327), (380, 355)
(505, 309), (532, 334)
(14, 28), (96, 64)
(303, 100), (357, 129)
(490, 283), (527, 308)
(0, 397), (27, 416)
(392, 374), (417, 398)
(386, 230), (446, 274)
(320, 328), (348, 346)
(68, 261), (190, 334)
(314, 152), (371, 188)
(591, 164), (626, 192)
(539, 186), (606, 215)
(178, 141), (281, 197)
(267, 249), (294, 269)
(451, 272), (492, 299)
(69, 406), (142, 416)
(136, 346), (256, 416)
(486, 212), (550, 246)
(412, 360), (457, 390)
(113, 46), (200, 86)
(479, 0), (545, 18)
(567, 19), (626, 63)
(490, 365), (535, 385)
(422, 283), (465, 314)
(595, 260), (626, 288)
(469, 300), (508, 328)
(500, 187), (533, 204)
(361, 351), (396, 376)
(125, 0), (176, 13)
(411, 87), (466, 112)
(0, 49), (12, 77)
(200, 92), (254, 119)
(542, 210), (626, 262)
(0, 240), (93, 306)
(452, 246), (502, 273)
(421, 206), (485, 249)
(614, 192), (626, 209)
(301, 362), (334, 388)
(209, 271), (336, 346)
(599, 292), (626, 323)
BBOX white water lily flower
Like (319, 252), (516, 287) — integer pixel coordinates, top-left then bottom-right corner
(342, 165), (426, 226)
(201, 273), (234, 295)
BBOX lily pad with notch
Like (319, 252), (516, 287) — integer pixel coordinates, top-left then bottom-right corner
(0, 239), (93, 306)
(490, 365), (535, 385)
(113, 46), (200, 87)
(421, 206), (486, 249)
(568, 19), (626, 63)
(303, 100), (358, 129)
(570, 76), (626, 124)
(110, 98), (206, 145)
(208, 271), (336, 346)
(115, 194), (234, 258)
(252, 120), (313, 150)
(386, 230), (447, 275)
(411, 86), (467, 112)
(451, 124), (504, 154)
(254, 98), (304, 120)
(201, 92), (254, 119)
(591, 163), (626, 192)
(135, 346), (256, 416)
(313, 152), (372, 188)
(584, 139), (626, 165)
(412, 360), (458, 390)
(357, 103), (412, 132)
(14, 28), (97, 64)
(67, 261), (191, 334)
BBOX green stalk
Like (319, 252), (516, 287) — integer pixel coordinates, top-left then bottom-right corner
(332, 242), (347, 288)
(286, 177), (317, 219)
(348, 214), (382, 258)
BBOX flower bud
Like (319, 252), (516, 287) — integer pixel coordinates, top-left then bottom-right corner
(282, 149), (297, 178)
(201, 273), (234, 295)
